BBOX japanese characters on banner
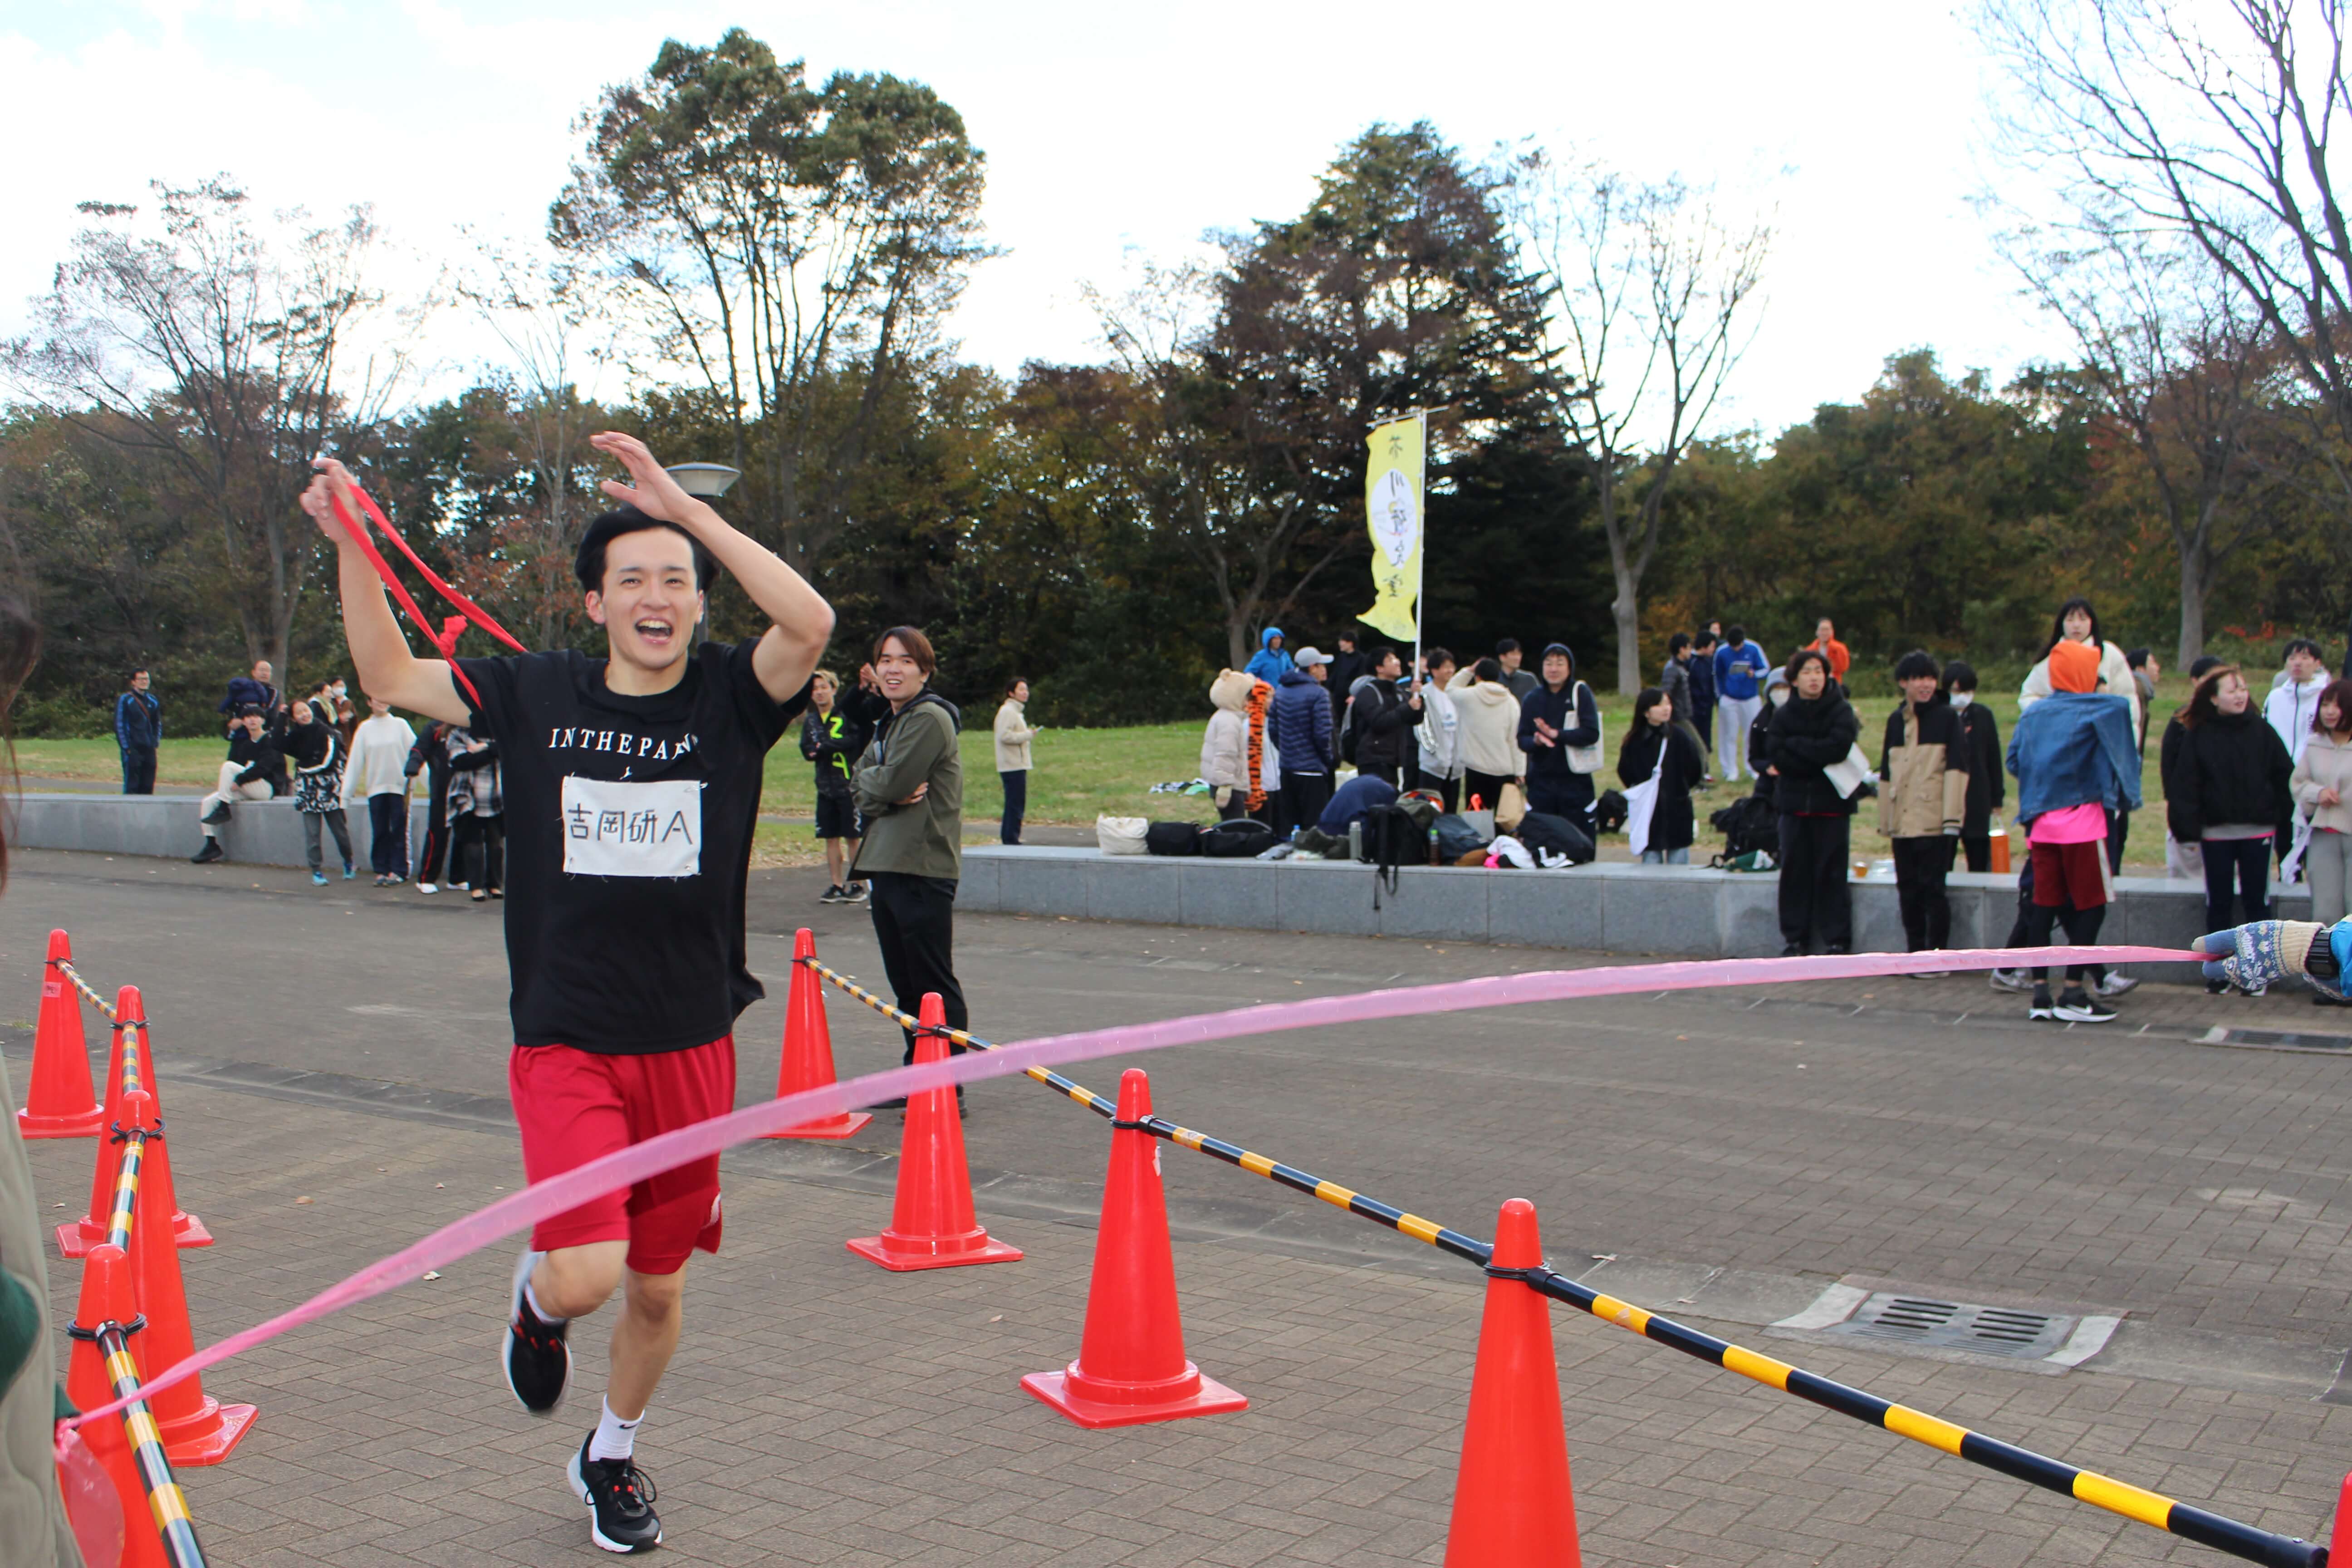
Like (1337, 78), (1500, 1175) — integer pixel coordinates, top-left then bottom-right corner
(1361, 416), (1423, 642)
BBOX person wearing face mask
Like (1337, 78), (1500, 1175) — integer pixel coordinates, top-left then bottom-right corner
(1747, 666), (1793, 809)
(1943, 662), (2005, 873)
(2009, 639), (2144, 1022)
(2169, 663), (2295, 992)
(1766, 650), (1861, 955)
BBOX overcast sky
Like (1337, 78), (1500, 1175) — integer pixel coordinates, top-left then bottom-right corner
(2, 0), (2072, 439)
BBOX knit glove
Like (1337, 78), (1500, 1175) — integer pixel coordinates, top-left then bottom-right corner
(2195, 921), (2342, 999)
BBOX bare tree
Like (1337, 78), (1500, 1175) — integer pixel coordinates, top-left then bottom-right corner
(1512, 153), (1770, 692)
(1998, 214), (2280, 662)
(1978, 0), (2352, 498)
(4, 178), (403, 674)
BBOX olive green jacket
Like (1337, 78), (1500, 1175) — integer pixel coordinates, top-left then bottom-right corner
(0, 1054), (83, 1567)
(851, 693), (964, 882)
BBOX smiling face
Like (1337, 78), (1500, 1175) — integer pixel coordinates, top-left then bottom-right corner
(1012, 680), (1030, 704)
(1376, 652), (1402, 681)
(1816, 619), (1835, 643)
(1901, 674), (1940, 706)
(1541, 652), (1570, 688)
(2323, 695), (2344, 734)
(2215, 672), (2251, 715)
(585, 525), (705, 677)
(874, 637), (928, 704)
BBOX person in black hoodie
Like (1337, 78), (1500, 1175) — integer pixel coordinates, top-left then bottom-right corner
(1748, 665), (1791, 809)
(1767, 649), (1862, 954)
(1618, 686), (1703, 862)
(1943, 661), (2004, 872)
(191, 704), (286, 863)
(1326, 631), (1369, 729)
(2168, 663), (2294, 980)
(404, 720), (455, 891)
(1517, 642), (1602, 824)
(800, 668), (869, 904)
(1348, 646), (1423, 786)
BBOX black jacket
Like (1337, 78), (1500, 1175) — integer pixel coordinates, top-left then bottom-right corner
(1349, 678), (1422, 774)
(286, 716), (335, 771)
(1327, 649), (1371, 721)
(1617, 721), (1704, 851)
(1517, 680), (1601, 784)
(225, 729), (287, 796)
(2166, 707), (2293, 841)
(1767, 688), (1862, 817)
(1955, 701), (2004, 833)
(801, 706), (867, 796)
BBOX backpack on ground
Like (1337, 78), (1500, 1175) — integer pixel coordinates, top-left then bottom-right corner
(1710, 794), (1778, 864)
(1433, 812), (1489, 863)
(1144, 820), (1203, 856)
(1515, 810), (1596, 866)
(1361, 802), (1432, 904)
(1591, 787), (1629, 836)
(1199, 817), (1277, 858)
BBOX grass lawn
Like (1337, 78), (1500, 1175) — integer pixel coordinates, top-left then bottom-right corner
(15, 675), (2197, 870)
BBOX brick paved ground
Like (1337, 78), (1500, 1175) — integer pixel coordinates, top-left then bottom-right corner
(11, 848), (2352, 1563)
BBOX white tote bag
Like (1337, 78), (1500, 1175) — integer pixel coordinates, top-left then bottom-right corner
(1096, 815), (1148, 855)
(1623, 734), (1668, 857)
(1564, 681), (1606, 775)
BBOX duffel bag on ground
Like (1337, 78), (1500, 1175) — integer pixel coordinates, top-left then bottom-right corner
(1145, 820), (1205, 856)
(1200, 818), (1277, 858)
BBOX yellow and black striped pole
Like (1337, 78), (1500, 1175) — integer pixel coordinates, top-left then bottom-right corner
(55, 956), (118, 1019)
(802, 956), (2329, 1568)
(86, 1316), (209, 1568)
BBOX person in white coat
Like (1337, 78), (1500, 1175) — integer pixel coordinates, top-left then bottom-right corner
(342, 694), (417, 886)
(1415, 647), (1465, 810)
(1201, 668), (1285, 829)
(993, 678), (1040, 846)
(2018, 596), (2140, 871)
(2264, 639), (2331, 764)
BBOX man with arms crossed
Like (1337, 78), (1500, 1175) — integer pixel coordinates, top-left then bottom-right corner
(304, 432), (831, 1554)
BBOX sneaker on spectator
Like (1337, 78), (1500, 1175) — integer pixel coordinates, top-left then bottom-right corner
(416, 882), (438, 894)
(844, 882), (870, 904)
(1989, 968), (2034, 994)
(2093, 972), (2140, 998)
(2054, 987), (2118, 1023)
(2029, 985), (2058, 1022)
(819, 885), (843, 905)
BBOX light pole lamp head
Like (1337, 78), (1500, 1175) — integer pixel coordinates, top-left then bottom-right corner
(665, 462), (741, 499)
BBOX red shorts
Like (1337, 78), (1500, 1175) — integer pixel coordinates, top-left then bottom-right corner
(2030, 838), (2114, 911)
(510, 1035), (735, 1276)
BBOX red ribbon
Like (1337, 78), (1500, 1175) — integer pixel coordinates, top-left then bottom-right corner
(324, 476), (529, 712)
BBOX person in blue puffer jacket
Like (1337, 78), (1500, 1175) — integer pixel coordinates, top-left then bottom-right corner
(1245, 627), (1294, 685)
(1271, 647), (1335, 831)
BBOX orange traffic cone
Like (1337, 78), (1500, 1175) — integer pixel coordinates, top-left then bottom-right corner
(19, 928), (103, 1137)
(760, 929), (871, 1141)
(60, 988), (211, 1258)
(846, 992), (1022, 1271)
(1444, 1199), (1581, 1568)
(2329, 1472), (2352, 1566)
(1023, 1068), (1246, 1427)
(114, 1087), (254, 1467)
(64, 1242), (169, 1568)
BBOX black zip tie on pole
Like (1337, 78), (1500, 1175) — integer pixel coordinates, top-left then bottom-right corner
(798, 952), (2330, 1568)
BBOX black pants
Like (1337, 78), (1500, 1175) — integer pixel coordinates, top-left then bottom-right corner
(1250, 791), (1292, 836)
(999, 769), (1026, 845)
(1463, 769), (1513, 814)
(1526, 774), (1593, 821)
(867, 871), (968, 1065)
(120, 748), (155, 795)
(416, 783), (451, 884)
(2107, 808), (2130, 876)
(2026, 898), (2107, 985)
(2203, 836), (2273, 931)
(451, 814), (503, 893)
(1285, 773), (1334, 835)
(1777, 813), (1852, 950)
(1958, 832), (1991, 873)
(1892, 836), (1951, 951)
(1362, 760), (1401, 787)
(367, 794), (409, 876)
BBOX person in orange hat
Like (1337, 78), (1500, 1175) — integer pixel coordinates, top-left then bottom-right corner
(2006, 637), (2142, 1024)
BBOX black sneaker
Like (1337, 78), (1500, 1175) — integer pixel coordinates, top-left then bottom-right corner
(819, 884), (843, 905)
(191, 840), (223, 864)
(843, 881), (870, 904)
(568, 1436), (661, 1554)
(201, 801), (230, 824)
(2054, 988), (2117, 1024)
(502, 1250), (571, 1415)
(2029, 986), (2058, 1022)
(1779, 943), (1802, 958)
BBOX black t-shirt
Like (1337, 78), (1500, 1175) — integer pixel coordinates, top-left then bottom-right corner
(457, 639), (809, 1054)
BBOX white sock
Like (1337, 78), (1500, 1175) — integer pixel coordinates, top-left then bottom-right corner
(522, 1274), (567, 1326)
(589, 1396), (642, 1462)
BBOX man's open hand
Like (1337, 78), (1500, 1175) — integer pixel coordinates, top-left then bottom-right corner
(591, 431), (700, 524)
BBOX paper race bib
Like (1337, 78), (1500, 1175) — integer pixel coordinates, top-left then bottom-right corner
(561, 776), (702, 878)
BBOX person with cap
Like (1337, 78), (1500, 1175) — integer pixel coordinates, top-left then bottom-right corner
(1245, 627), (1293, 685)
(1516, 642), (1602, 824)
(2006, 637), (2142, 1023)
(1272, 645), (1336, 831)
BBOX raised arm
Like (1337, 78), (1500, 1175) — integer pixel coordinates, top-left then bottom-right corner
(588, 432), (834, 702)
(303, 460), (472, 727)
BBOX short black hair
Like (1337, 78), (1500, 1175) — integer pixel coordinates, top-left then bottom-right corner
(127, 668), (147, 682)
(2285, 637), (2326, 662)
(1893, 650), (1940, 683)
(2189, 653), (2224, 680)
(574, 506), (717, 594)
(1368, 645), (1398, 669)
(1424, 646), (1453, 672)
(1786, 648), (1832, 683)
(1694, 632), (1717, 650)
(1472, 657), (1502, 683)
(1942, 659), (1978, 693)
(2125, 647), (2151, 670)
(236, 704), (264, 719)
(1726, 624), (1747, 645)
(1495, 637), (1521, 656)
(1668, 632), (1691, 656)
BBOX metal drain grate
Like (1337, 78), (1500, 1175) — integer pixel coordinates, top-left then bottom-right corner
(1823, 1293), (2077, 1360)
(2200, 1026), (2352, 1052)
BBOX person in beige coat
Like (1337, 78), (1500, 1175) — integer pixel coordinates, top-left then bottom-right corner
(1448, 657), (1525, 812)
(992, 678), (1039, 846)
(2291, 680), (2352, 943)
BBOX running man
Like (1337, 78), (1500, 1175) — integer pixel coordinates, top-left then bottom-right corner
(303, 433), (831, 1554)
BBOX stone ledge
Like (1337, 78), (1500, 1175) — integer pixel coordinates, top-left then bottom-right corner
(6, 792), (431, 871)
(960, 844), (2290, 963)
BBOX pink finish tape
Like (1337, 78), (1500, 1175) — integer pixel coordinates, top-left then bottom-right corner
(66, 943), (2196, 1429)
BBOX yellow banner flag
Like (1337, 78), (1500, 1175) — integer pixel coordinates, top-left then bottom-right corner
(1361, 416), (1423, 641)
